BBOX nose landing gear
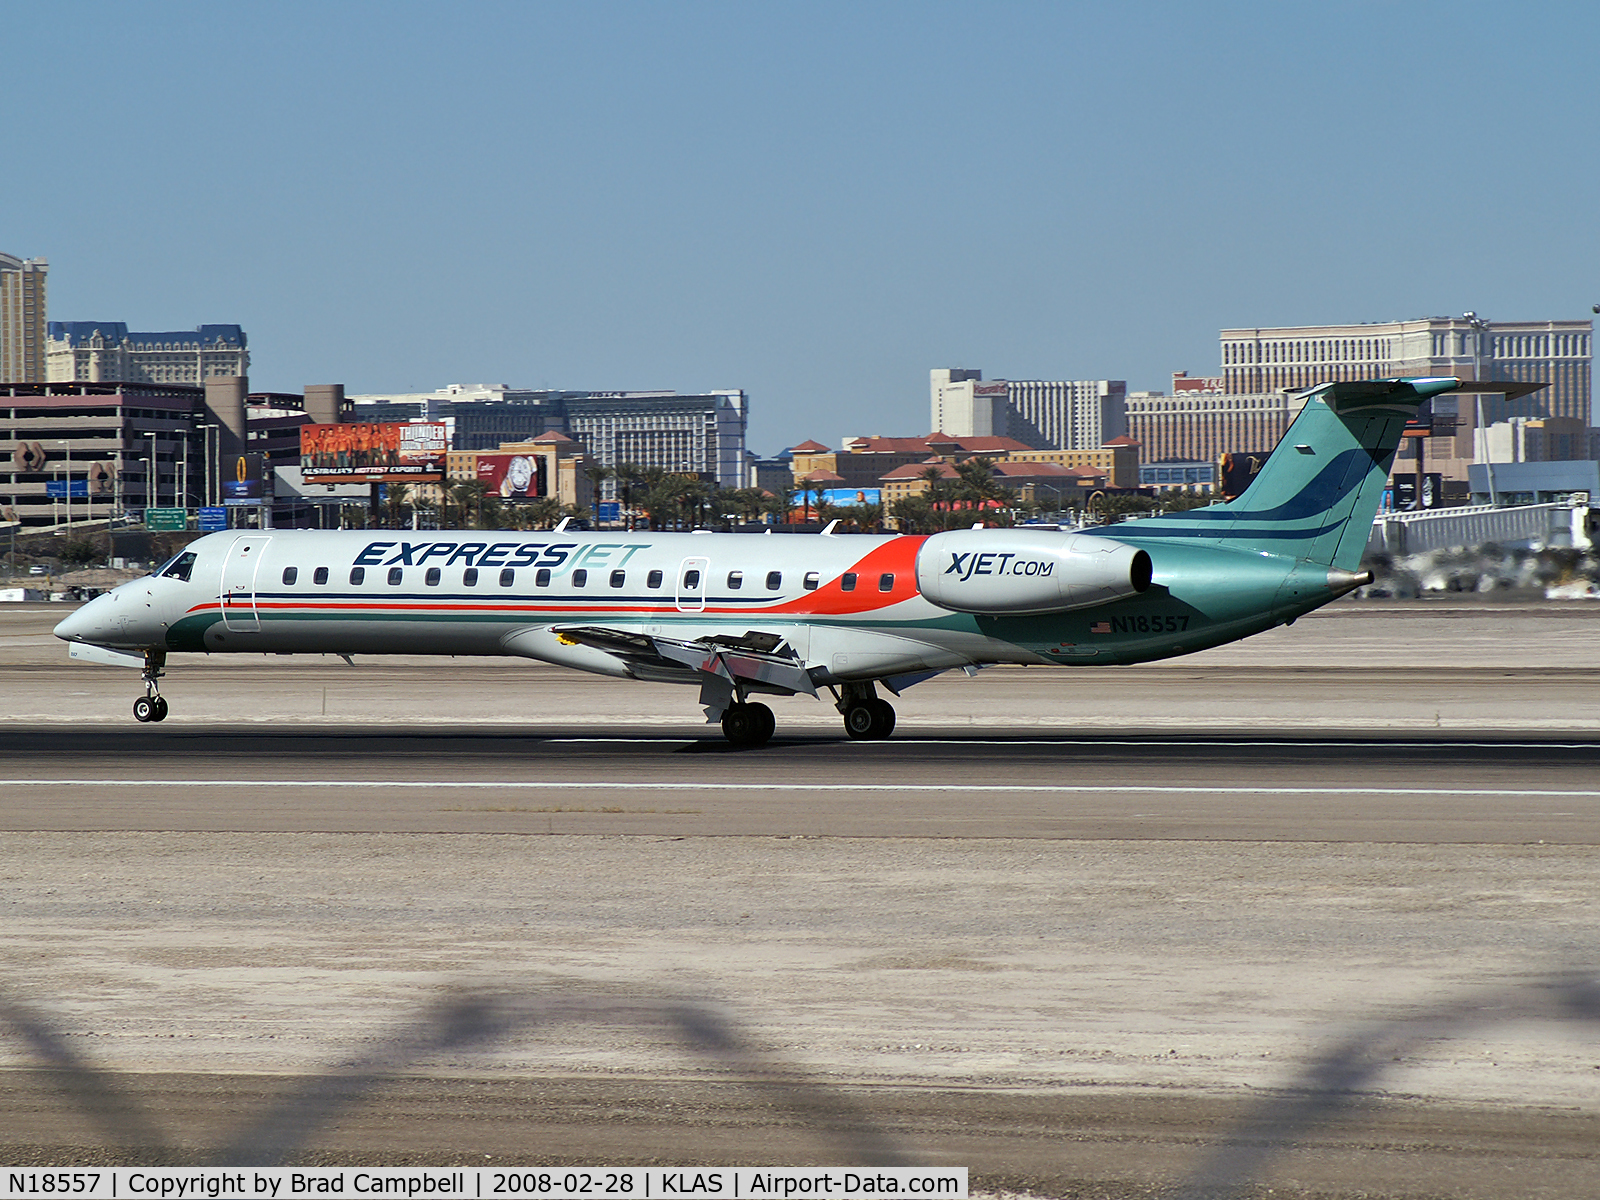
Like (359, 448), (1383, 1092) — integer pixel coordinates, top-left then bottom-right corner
(134, 649), (169, 723)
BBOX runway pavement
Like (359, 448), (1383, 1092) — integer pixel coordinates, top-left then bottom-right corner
(4, 598), (1600, 1196)
(2, 724), (1600, 842)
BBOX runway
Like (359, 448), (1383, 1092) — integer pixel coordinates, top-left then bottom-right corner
(2, 724), (1600, 842)
(5, 600), (1600, 1196)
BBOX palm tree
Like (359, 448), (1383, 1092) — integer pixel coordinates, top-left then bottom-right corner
(583, 463), (616, 522)
(798, 474), (831, 523)
(890, 495), (932, 533)
(760, 486), (796, 525)
(613, 462), (646, 530)
(525, 496), (565, 528)
(726, 487), (767, 526)
(381, 483), (411, 529)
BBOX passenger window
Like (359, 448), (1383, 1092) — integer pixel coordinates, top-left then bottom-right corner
(349, 567), (365, 585)
(313, 567), (329, 585)
(683, 569), (701, 588)
(610, 569), (626, 588)
(388, 567), (403, 586)
(500, 568), (516, 587)
(161, 552), (197, 582)
(535, 568), (551, 587)
(647, 569), (663, 588)
(803, 572), (819, 590)
(840, 572), (857, 592)
(282, 567), (298, 585)
(879, 573), (894, 592)
(727, 570), (743, 589)
(572, 568), (588, 587)
(425, 567), (441, 586)
(766, 570), (782, 590)
(463, 567), (479, 586)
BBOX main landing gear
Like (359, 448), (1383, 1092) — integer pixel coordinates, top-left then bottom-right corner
(721, 701), (776, 748)
(837, 683), (896, 741)
(133, 649), (169, 723)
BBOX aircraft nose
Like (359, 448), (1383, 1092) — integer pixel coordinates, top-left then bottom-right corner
(54, 592), (118, 643)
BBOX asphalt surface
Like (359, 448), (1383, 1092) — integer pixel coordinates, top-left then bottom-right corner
(5, 598), (1600, 1197)
(2, 722), (1600, 843)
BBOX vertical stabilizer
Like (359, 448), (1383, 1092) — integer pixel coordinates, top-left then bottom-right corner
(1111, 378), (1461, 570)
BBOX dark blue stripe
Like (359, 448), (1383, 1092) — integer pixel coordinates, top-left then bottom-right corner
(1111, 522), (1345, 542)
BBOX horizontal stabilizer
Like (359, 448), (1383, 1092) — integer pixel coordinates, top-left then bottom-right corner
(1295, 376), (1547, 408)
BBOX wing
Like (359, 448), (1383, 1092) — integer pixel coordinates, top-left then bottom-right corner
(552, 625), (818, 715)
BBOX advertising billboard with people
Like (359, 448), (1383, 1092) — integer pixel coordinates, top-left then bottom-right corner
(300, 422), (447, 483)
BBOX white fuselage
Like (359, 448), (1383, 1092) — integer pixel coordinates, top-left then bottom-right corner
(55, 528), (1054, 684)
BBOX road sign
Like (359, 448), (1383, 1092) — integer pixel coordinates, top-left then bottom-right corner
(597, 501), (621, 521)
(46, 480), (89, 498)
(144, 507), (188, 531)
(199, 506), (228, 532)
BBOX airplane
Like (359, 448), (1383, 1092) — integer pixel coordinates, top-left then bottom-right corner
(54, 377), (1465, 745)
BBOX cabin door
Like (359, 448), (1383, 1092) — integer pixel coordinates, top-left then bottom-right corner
(675, 556), (709, 613)
(220, 535), (273, 632)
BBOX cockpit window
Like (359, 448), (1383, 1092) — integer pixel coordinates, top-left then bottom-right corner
(159, 552), (197, 582)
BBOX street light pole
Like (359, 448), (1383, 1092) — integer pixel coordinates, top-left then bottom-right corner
(145, 432), (159, 508)
(60, 440), (72, 529)
(199, 424), (217, 507)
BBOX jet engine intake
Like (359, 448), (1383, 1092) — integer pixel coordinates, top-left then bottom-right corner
(915, 529), (1152, 616)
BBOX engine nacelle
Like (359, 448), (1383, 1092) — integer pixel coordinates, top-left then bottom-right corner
(915, 529), (1152, 616)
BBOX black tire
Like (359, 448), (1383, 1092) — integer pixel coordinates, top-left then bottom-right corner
(870, 698), (896, 739)
(151, 696), (169, 722)
(721, 703), (772, 747)
(133, 697), (155, 723)
(843, 702), (877, 740)
(747, 702), (775, 745)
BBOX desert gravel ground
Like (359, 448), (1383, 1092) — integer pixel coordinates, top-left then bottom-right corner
(2, 598), (1599, 1197)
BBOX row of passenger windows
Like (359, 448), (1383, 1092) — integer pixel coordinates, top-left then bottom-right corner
(278, 566), (897, 592)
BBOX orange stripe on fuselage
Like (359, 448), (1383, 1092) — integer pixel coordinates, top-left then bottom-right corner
(762, 535), (929, 616)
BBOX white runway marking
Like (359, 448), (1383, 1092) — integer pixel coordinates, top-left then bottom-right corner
(543, 736), (1600, 751)
(4, 778), (1600, 799)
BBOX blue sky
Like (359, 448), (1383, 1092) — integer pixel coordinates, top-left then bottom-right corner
(8, 1), (1598, 453)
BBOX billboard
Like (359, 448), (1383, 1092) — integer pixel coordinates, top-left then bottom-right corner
(223, 453), (266, 504)
(1218, 451), (1269, 500)
(300, 422), (448, 483)
(817, 488), (880, 506)
(1393, 473), (1443, 511)
(476, 453), (548, 499)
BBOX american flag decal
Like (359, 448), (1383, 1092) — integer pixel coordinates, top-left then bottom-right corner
(1090, 621), (1111, 634)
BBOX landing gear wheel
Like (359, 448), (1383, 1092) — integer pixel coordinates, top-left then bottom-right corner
(133, 696), (156, 723)
(869, 697), (895, 738)
(721, 702), (775, 747)
(747, 702), (775, 744)
(843, 698), (896, 740)
(151, 696), (169, 722)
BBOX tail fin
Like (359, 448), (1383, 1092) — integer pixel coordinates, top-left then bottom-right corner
(1113, 377), (1461, 570)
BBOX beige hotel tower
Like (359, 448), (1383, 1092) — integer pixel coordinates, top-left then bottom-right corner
(0, 252), (48, 382)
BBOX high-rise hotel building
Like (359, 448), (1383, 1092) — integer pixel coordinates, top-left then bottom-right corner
(1219, 316), (1592, 425)
(930, 369), (1127, 451)
(1126, 374), (1304, 465)
(0, 253), (48, 382)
